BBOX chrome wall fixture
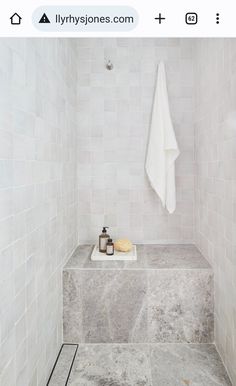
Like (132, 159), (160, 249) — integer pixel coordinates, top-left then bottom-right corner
(106, 60), (113, 70)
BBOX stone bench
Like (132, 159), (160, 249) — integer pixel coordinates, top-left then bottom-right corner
(63, 245), (213, 344)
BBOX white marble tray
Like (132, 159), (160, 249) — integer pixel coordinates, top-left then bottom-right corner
(91, 245), (137, 261)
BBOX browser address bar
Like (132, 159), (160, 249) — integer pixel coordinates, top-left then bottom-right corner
(32, 6), (139, 31)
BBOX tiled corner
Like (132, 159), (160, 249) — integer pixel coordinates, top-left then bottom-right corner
(194, 38), (236, 383)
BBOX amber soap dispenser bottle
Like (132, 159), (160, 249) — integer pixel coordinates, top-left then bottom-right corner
(99, 227), (109, 253)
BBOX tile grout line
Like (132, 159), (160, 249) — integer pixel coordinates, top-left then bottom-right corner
(214, 343), (233, 386)
(64, 267), (212, 271)
(63, 342), (216, 346)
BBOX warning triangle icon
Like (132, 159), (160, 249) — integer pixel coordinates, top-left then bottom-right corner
(39, 13), (50, 24)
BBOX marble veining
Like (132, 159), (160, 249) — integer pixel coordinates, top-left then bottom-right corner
(150, 344), (232, 386)
(63, 244), (213, 344)
(64, 270), (147, 343)
(65, 344), (231, 386)
(68, 344), (152, 386)
(148, 270), (214, 343)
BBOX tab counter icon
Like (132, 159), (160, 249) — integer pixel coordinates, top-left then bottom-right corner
(185, 13), (198, 25)
(39, 13), (50, 24)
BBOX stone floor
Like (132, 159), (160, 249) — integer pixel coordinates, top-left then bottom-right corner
(48, 343), (232, 386)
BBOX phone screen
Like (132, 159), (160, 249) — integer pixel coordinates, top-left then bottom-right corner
(0, 1), (235, 386)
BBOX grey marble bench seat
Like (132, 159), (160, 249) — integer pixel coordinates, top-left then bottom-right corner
(64, 244), (211, 270)
(63, 244), (213, 344)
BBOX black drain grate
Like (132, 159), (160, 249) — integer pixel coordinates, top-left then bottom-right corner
(46, 344), (78, 386)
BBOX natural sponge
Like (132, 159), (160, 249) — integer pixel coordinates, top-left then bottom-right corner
(114, 239), (133, 252)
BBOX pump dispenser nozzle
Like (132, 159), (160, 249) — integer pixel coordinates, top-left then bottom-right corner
(102, 227), (109, 233)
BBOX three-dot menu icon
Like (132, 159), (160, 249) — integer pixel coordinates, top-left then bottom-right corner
(216, 13), (220, 24)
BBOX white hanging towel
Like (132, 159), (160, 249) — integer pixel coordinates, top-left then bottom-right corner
(145, 61), (180, 214)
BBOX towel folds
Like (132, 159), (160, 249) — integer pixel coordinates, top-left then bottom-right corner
(145, 61), (180, 214)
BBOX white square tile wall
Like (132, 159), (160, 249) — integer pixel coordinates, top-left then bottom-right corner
(195, 38), (236, 384)
(0, 39), (78, 386)
(76, 39), (195, 244)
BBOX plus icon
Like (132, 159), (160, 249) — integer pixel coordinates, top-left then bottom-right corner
(155, 13), (166, 24)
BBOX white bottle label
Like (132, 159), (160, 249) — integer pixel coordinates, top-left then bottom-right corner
(100, 237), (108, 251)
(106, 245), (114, 255)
